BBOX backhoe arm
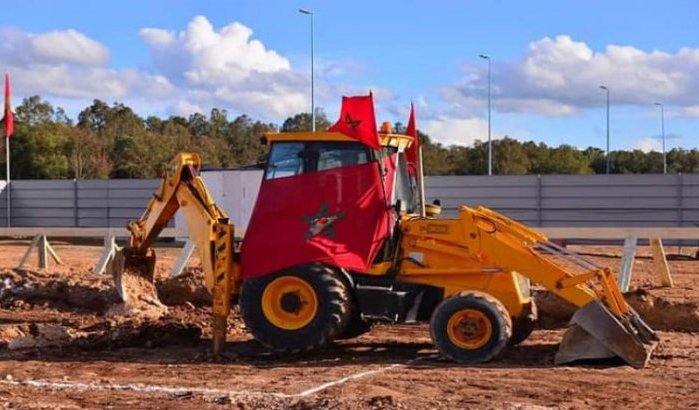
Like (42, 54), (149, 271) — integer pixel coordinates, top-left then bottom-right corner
(115, 153), (238, 354)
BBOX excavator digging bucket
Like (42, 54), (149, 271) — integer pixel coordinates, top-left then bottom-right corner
(108, 247), (160, 305)
(555, 301), (659, 368)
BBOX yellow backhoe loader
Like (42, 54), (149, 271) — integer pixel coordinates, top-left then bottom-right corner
(110, 128), (657, 368)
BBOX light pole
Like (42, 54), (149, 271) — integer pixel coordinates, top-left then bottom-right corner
(600, 85), (610, 174)
(654, 102), (666, 174)
(298, 8), (315, 132)
(480, 54), (492, 175)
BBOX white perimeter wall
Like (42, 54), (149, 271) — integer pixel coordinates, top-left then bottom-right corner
(174, 169), (263, 232)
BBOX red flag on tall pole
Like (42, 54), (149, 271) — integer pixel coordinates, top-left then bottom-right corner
(328, 93), (380, 149)
(3, 74), (13, 138)
(405, 102), (418, 165)
(3, 73), (11, 227)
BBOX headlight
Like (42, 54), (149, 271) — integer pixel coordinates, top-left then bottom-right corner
(516, 273), (531, 298)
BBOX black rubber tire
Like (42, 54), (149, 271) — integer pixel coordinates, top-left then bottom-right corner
(509, 300), (538, 346)
(239, 264), (351, 353)
(336, 307), (372, 340)
(429, 291), (512, 363)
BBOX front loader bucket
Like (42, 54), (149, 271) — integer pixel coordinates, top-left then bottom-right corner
(109, 247), (161, 306)
(555, 301), (658, 368)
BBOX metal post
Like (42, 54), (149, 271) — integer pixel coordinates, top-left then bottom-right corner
(299, 8), (315, 132)
(480, 54), (492, 175)
(600, 85), (610, 174)
(661, 104), (666, 174)
(5, 136), (9, 227)
(655, 102), (666, 174)
(417, 147), (426, 217)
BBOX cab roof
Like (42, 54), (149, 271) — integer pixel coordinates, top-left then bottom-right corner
(263, 131), (414, 151)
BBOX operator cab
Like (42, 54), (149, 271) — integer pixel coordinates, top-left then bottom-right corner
(240, 130), (418, 280)
(262, 130), (420, 214)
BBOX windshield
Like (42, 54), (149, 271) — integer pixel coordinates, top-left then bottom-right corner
(265, 141), (371, 180)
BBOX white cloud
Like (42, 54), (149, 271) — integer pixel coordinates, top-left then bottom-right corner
(31, 29), (109, 66)
(172, 100), (205, 116)
(316, 58), (365, 79)
(0, 26), (174, 103)
(0, 18), (312, 119)
(674, 105), (699, 118)
(423, 116), (488, 146)
(0, 27), (109, 67)
(631, 138), (662, 152)
(138, 15), (311, 118)
(141, 16), (290, 85)
(445, 35), (699, 116)
(11, 66), (172, 99)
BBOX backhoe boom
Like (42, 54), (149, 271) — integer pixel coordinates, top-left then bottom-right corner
(112, 153), (238, 354)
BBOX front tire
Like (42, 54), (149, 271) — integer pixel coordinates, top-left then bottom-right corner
(239, 264), (351, 353)
(430, 291), (512, 363)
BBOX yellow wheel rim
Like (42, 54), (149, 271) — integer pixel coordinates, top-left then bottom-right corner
(261, 275), (318, 330)
(446, 309), (493, 349)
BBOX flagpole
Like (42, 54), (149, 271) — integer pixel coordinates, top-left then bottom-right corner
(417, 146), (426, 217)
(5, 136), (9, 227)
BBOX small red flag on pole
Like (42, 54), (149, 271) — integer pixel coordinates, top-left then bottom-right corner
(405, 102), (418, 165)
(328, 93), (380, 149)
(4, 74), (13, 138)
(404, 102), (426, 216)
(3, 73), (12, 227)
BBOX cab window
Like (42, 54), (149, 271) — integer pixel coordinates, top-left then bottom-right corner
(265, 142), (303, 179)
(265, 141), (371, 180)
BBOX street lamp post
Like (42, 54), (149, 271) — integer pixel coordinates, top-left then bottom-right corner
(299, 8), (315, 132)
(479, 54), (492, 175)
(600, 85), (610, 174)
(654, 102), (666, 174)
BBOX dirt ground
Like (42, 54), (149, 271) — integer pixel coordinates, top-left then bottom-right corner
(0, 240), (697, 410)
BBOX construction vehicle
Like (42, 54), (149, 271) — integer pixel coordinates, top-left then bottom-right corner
(111, 127), (658, 368)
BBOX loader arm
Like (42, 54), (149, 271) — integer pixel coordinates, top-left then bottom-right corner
(465, 206), (657, 367)
(115, 153), (238, 354)
(468, 206), (627, 315)
(400, 205), (658, 367)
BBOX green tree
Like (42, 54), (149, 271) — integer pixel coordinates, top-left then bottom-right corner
(493, 137), (530, 175)
(15, 95), (54, 126)
(188, 113), (210, 137)
(281, 109), (331, 132)
(67, 127), (110, 179)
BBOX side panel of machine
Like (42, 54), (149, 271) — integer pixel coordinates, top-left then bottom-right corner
(397, 216), (530, 317)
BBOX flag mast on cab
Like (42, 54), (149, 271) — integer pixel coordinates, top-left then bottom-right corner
(404, 103), (425, 217)
(3, 74), (14, 227)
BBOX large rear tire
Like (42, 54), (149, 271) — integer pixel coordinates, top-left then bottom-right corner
(430, 291), (512, 363)
(239, 264), (351, 353)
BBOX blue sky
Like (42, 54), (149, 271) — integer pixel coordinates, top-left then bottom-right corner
(1, 0), (698, 152)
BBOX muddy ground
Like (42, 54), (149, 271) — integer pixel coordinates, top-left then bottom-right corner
(0, 240), (697, 409)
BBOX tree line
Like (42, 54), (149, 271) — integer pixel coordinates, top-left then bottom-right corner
(2, 95), (697, 179)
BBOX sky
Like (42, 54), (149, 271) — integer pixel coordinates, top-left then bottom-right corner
(0, 0), (698, 152)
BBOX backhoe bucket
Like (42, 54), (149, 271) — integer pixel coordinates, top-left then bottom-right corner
(555, 301), (658, 368)
(109, 247), (161, 306)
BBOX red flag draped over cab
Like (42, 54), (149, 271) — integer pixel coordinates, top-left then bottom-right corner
(3, 74), (13, 138)
(328, 94), (380, 149)
(240, 160), (394, 279)
(405, 102), (418, 166)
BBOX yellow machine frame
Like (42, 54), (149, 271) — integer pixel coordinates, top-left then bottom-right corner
(117, 131), (656, 368)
